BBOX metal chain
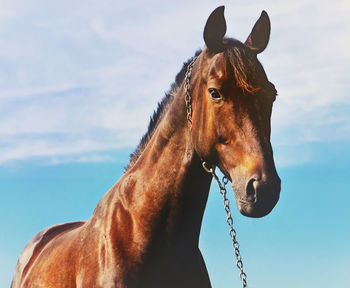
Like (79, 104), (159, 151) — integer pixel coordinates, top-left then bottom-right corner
(184, 57), (248, 288)
(202, 162), (248, 288)
(184, 56), (198, 130)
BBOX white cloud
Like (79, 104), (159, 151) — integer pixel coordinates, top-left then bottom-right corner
(0, 0), (349, 165)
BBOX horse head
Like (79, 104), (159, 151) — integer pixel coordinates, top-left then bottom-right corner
(190, 6), (281, 218)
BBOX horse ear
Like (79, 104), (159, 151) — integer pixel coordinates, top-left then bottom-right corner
(203, 6), (227, 53)
(244, 11), (271, 54)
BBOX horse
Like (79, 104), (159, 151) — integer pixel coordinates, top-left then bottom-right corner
(12, 6), (281, 288)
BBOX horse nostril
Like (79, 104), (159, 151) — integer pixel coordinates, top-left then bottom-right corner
(246, 179), (257, 203)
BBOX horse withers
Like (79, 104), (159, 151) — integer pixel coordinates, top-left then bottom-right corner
(12, 6), (280, 288)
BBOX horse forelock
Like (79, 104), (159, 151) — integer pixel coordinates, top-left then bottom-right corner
(223, 38), (265, 94)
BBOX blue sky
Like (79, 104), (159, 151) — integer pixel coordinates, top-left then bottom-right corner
(1, 0), (349, 287)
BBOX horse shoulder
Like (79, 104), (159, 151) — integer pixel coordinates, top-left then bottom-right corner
(12, 221), (85, 288)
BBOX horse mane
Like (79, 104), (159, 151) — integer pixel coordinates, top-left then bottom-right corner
(125, 40), (261, 171)
(125, 50), (201, 171)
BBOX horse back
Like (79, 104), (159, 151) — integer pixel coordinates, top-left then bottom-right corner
(12, 221), (85, 288)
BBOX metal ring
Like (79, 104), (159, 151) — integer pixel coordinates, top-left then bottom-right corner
(202, 161), (214, 174)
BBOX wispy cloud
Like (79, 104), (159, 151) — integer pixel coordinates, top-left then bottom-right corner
(0, 0), (349, 165)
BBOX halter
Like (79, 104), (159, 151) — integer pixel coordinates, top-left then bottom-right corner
(184, 56), (249, 288)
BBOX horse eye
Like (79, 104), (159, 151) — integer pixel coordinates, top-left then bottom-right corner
(208, 88), (222, 102)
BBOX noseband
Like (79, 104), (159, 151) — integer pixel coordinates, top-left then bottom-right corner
(184, 56), (249, 288)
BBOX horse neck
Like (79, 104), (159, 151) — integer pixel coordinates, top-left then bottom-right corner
(91, 86), (212, 253)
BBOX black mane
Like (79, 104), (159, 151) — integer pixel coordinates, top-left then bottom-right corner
(125, 50), (201, 171)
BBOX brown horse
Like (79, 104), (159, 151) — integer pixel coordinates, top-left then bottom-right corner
(12, 6), (280, 288)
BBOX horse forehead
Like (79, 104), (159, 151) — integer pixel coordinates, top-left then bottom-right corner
(204, 53), (233, 83)
(206, 54), (229, 80)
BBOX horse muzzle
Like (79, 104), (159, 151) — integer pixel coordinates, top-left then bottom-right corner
(234, 175), (281, 218)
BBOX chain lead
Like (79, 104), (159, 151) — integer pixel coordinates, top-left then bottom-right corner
(184, 56), (198, 131)
(185, 58), (248, 288)
(203, 162), (248, 288)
